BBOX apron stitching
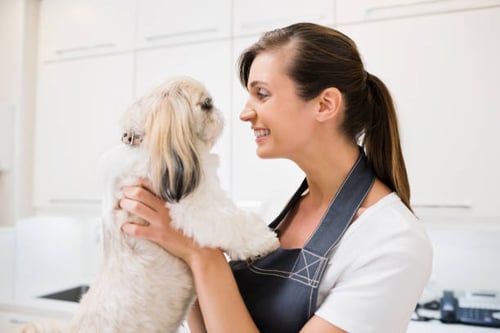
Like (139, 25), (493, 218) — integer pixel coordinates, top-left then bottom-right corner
(231, 151), (374, 332)
(290, 252), (327, 286)
(248, 252), (328, 287)
(248, 265), (319, 287)
(323, 177), (375, 257)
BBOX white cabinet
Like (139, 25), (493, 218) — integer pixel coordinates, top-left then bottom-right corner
(337, 8), (500, 216)
(0, 308), (71, 333)
(14, 217), (92, 300)
(0, 103), (14, 171)
(135, 41), (232, 191)
(0, 310), (46, 332)
(231, 37), (303, 222)
(0, 227), (15, 302)
(336, 0), (500, 24)
(135, 0), (231, 49)
(233, 0), (335, 37)
(33, 54), (134, 210)
(38, 0), (136, 61)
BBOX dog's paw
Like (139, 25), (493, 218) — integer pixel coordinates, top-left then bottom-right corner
(226, 229), (280, 261)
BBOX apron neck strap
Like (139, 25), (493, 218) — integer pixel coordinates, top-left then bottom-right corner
(305, 149), (375, 255)
(269, 148), (375, 256)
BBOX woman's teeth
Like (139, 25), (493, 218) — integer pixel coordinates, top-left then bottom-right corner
(254, 129), (270, 138)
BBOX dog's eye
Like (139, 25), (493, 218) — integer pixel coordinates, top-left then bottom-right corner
(200, 97), (213, 111)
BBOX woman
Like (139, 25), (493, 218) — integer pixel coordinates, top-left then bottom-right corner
(120, 23), (433, 332)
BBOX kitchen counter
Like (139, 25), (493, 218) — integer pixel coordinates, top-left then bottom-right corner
(2, 299), (498, 333)
(0, 297), (75, 332)
(408, 321), (500, 332)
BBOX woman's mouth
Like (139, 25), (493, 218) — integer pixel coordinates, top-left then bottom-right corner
(254, 129), (270, 138)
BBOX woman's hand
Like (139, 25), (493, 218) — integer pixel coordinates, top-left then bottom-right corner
(119, 179), (201, 263)
(120, 179), (259, 333)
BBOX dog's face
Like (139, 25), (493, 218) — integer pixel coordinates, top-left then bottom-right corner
(120, 76), (223, 202)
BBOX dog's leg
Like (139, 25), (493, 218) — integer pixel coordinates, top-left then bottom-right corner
(170, 184), (279, 261)
(215, 201), (280, 261)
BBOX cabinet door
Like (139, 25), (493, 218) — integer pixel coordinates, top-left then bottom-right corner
(231, 37), (304, 222)
(38, 0), (135, 61)
(33, 54), (134, 211)
(337, 7), (500, 216)
(233, 0), (335, 37)
(0, 310), (72, 332)
(0, 228), (15, 302)
(0, 103), (14, 171)
(135, 0), (231, 49)
(135, 41), (232, 192)
(336, 0), (500, 24)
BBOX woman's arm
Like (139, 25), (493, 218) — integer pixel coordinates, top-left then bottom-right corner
(187, 247), (259, 333)
(119, 182), (258, 333)
(301, 316), (347, 333)
(187, 300), (205, 333)
(119, 183), (347, 333)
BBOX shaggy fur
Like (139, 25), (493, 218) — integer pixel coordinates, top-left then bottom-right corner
(20, 77), (279, 333)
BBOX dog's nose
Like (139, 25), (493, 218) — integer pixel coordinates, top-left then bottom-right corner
(122, 131), (143, 146)
(122, 132), (133, 144)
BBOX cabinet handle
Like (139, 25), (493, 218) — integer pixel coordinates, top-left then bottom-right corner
(9, 318), (29, 324)
(238, 16), (323, 32)
(366, 0), (500, 19)
(55, 43), (116, 55)
(144, 28), (219, 42)
(412, 204), (472, 209)
(49, 199), (101, 204)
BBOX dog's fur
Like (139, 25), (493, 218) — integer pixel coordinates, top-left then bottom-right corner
(20, 77), (279, 333)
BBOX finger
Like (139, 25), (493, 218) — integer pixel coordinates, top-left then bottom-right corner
(121, 222), (152, 240)
(119, 197), (159, 224)
(121, 186), (164, 212)
(137, 177), (153, 191)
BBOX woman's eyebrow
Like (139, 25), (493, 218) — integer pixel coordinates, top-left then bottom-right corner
(249, 80), (269, 88)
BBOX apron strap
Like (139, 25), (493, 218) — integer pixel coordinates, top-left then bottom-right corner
(304, 149), (375, 256)
(268, 179), (308, 230)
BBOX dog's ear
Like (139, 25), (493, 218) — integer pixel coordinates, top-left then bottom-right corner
(146, 93), (201, 202)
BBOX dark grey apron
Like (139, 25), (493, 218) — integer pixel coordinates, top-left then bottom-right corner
(230, 151), (375, 333)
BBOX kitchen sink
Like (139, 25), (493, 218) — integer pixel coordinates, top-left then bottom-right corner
(38, 285), (90, 303)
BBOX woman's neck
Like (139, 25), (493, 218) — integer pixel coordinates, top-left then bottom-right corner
(295, 143), (361, 209)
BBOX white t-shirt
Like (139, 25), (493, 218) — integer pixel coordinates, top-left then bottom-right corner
(315, 193), (433, 333)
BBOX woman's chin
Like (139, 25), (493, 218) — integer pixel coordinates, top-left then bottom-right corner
(256, 148), (279, 159)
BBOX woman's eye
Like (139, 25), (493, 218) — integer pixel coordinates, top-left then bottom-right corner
(256, 88), (269, 99)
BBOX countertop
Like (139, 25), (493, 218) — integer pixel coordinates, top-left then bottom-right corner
(408, 321), (500, 332)
(2, 297), (498, 333)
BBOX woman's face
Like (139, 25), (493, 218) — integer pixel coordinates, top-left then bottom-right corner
(240, 49), (318, 160)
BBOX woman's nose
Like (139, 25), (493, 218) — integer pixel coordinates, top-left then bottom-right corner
(240, 108), (257, 122)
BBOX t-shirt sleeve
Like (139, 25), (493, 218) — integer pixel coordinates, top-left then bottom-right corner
(315, 229), (433, 333)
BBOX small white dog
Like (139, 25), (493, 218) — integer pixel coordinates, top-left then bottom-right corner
(20, 76), (279, 333)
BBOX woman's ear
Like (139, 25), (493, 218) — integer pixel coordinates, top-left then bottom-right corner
(316, 87), (342, 122)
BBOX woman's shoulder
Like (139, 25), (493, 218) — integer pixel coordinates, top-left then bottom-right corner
(317, 193), (434, 332)
(338, 192), (433, 266)
(353, 192), (427, 237)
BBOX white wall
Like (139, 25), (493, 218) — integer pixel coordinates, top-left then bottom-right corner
(2, 1), (500, 225)
(0, 0), (38, 226)
(422, 216), (500, 298)
(0, 0), (23, 226)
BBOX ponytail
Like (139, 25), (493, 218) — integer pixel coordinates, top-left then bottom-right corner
(364, 73), (412, 211)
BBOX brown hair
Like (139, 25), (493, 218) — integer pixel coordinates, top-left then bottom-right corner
(238, 22), (412, 210)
